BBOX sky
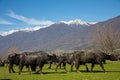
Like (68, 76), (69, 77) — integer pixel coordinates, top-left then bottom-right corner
(0, 0), (120, 35)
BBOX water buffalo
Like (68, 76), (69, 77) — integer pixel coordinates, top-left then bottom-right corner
(47, 54), (58, 69)
(7, 53), (21, 73)
(55, 52), (89, 72)
(73, 50), (108, 73)
(18, 51), (51, 75)
(47, 53), (67, 70)
(7, 53), (29, 73)
(55, 54), (68, 72)
(7, 52), (43, 73)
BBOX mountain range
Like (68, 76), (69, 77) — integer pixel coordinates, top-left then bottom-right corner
(0, 16), (120, 55)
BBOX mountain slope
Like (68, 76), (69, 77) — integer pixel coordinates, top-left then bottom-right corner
(0, 16), (120, 55)
(94, 16), (120, 31)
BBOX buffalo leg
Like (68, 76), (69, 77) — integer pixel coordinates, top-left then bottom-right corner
(91, 63), (95, 72)
(36, 64), (44, 74)
(19, 64), (24, 75)
(9, 64), (11, 73)
(9, 64), (15, 73)
(11, 64), (15, 73)
(9, 64), (12, 73)
(39, 65), (44, 74)
(28, 65), (31, 74)
(31, 65), (36, 71)
(63, 63), (67, 72)
(70, 62), (74, 72)
(100, 63), (105, 72)
(55, 62), (62, 71)
(85, 64), (89, 72)
(103, 60), (106, 64)
(75, 62), (80, 72)
(59, 63), (62, 69)
(48, 61), (52, 69)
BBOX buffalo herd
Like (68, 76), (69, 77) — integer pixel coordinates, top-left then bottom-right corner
(0, 50), (120, 75)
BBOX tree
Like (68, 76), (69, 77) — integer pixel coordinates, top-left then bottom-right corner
(8, 46), (18, 54)
(95, 26), (120, 54)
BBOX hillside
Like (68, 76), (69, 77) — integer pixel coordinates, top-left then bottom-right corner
(0, 16), (120, 55)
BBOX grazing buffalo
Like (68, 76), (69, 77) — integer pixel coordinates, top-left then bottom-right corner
(48, 53), (68, 70)
(18, 51), (51, 75)
(7, 51), (46, 74)
(7, 53), (32, 73)
(73, 50), (109, 72)
(55, 54), (68, 72)
(48, 54), (58, 69)
(55, 52), (90, 72)
(7, 53), (21, 73)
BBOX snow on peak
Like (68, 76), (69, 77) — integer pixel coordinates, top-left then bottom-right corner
(1, 26), (47, 36)
(68, 19), (89, 25)
(0, 19), (97, 36)
(1, 30), (19, 36)
(61, 19), (89, 25)
(61, 19), (97, 25)
(89, 22), (98, 24)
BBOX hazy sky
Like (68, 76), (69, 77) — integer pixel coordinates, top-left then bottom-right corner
(0, 0), (120, 34)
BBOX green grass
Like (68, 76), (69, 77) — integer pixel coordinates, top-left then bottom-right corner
(0, 61), (120, 80)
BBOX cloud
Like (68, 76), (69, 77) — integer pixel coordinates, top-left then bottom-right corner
(7, 10), (54, 25)
(0, 19), (13, 25)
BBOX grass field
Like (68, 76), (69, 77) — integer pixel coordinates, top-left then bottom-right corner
(0, 61), (120, 80)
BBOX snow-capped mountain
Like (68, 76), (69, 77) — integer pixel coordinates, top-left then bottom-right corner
(0, 19), (95, 36)
(0, 16), (120, 55)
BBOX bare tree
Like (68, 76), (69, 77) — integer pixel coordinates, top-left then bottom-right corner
(8, 46), (18, 54)
(0, 54), (3, 60)
(95, 26), (120, 54)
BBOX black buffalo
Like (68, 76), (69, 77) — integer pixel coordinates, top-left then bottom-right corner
(47, 54), (58, 69)
(7, 51), (46, 74)
(18, 51), (51, 75)
(7, 53), (21, 73)
(55, 54), (68, 72)
(7, 53), (31, 73)
(73, 50), (109, 72)
(55, 52), (90, 72)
